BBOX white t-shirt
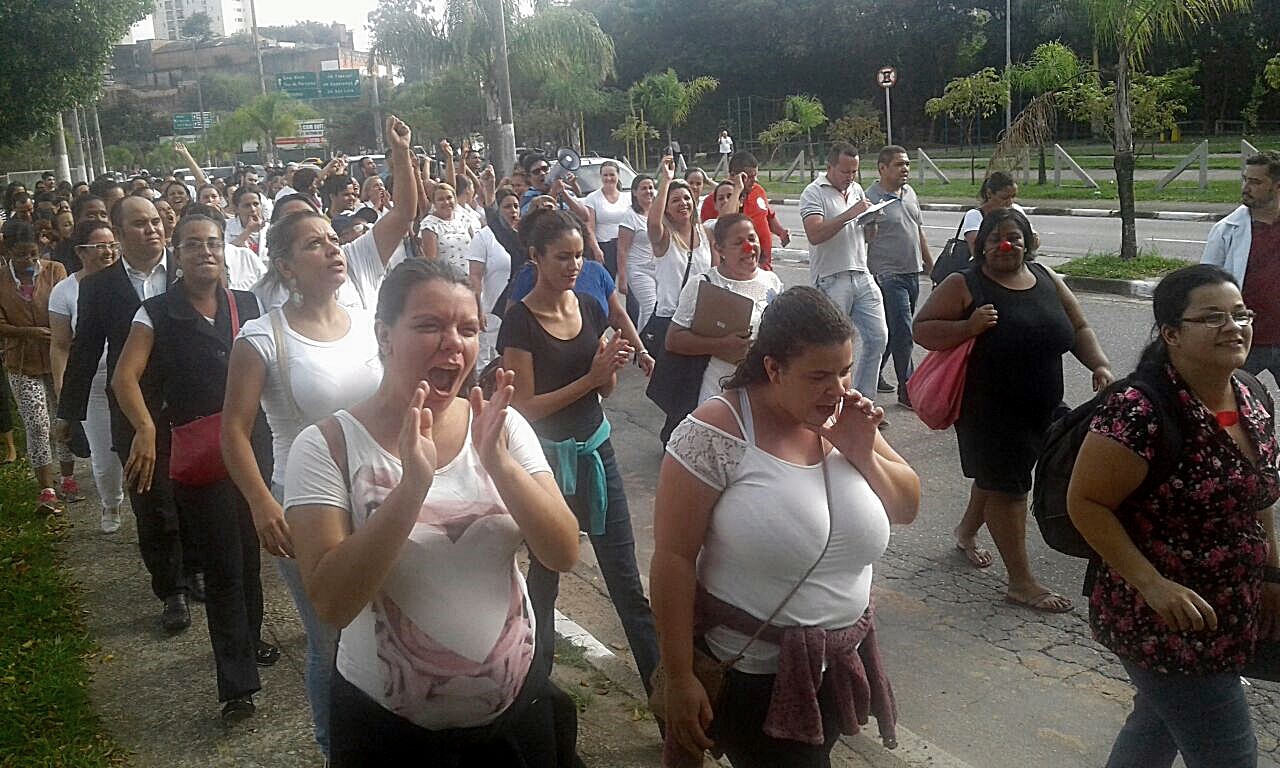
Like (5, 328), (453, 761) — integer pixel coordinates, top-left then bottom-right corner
(48, 275), (107, 372)
(960, 202), (1031, 236)
(467, 227), (511, 317)
(225, 243), (268, 290)
(274, 185), (298, 203)
(584, 189), (632, 242)
(238, 308), (382, 485)
(421, 213), (479, 273)
(800, 175), (869, 281)
(654, 231), (712, 319)
(225, 217), (270, 254)
(665, 393), (890, 674)
(252, 230), (387, 314)
(284, 408), (550, 729)
(618, 209), (655, 277)
(671, 268), (784, 403)
(718, 135), (734, 154)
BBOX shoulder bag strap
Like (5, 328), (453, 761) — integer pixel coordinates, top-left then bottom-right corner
(225, 289), (241, 337)
(271, 309), (305, 426)
(723, 432), (837, 666)
(316, 415), (351, 498)
(952, 212), (968, 241)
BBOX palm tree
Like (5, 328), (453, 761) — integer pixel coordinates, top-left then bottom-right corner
(227, 93), (313, 164)
(1078, 0), (1250, 259)
(783, 95), (827, 178)
(629, 69), (718, 157)
(994, 41), (1083, 185)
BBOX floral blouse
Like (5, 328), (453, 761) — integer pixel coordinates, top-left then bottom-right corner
(1088, 364), (1279, 674)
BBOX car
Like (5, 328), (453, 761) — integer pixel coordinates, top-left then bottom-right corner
(571, 155), (638, 195)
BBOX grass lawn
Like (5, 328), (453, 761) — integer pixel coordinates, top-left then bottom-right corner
(0, 460), (125, 767)
(759, 177), (1242, 204)
(1053, 251), (1188, 280)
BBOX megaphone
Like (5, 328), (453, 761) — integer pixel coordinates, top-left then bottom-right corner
(545, 148), (581, 186)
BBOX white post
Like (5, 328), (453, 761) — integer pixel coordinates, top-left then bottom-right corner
(1005, 0), (1012, 137)
(884, 87), (893, 145)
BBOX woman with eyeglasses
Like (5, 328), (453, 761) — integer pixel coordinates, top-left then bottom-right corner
(113, 214), (278, 723)
(1068, 264), (1279, 768)
(49, 220), (124, 532)
(0, 218), (73, 511)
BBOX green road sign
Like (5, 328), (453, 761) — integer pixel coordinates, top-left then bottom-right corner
(277, 72), (319, 100)
(319, 70), (361, 100)
(172, 112), (213, 133)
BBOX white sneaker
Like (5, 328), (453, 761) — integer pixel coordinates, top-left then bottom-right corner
(100, 507), (121, 534)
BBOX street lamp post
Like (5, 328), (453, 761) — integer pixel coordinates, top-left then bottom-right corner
(1005, 0), (1012, 137)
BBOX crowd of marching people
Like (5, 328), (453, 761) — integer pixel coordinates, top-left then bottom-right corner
(4, 115), (1280, 767)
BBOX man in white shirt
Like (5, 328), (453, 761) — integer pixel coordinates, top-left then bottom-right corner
(718, 130), (733, 161)
(800, 142), (889, 418)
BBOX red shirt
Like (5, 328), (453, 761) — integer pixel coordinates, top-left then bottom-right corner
(701, 182), (776, 269)
(1243, 218), (1280, 345)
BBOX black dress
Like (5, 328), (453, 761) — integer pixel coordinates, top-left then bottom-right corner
(955, 263), (1074, 494)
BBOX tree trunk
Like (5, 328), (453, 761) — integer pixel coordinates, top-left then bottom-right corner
(1037, 144), (1047, 186)
(485, 0), (516, 177)
(90, 106), (107, 175)
(1113, 49), (1138, 260)
(52, 112), (71, 182)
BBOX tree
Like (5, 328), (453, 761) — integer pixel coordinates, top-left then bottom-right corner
(181, 11), (213, 41)
(783, 94), (827, 176)
(1078, 0), (1250, 259)
(611, 114), (659, 169)
(827, 116), (886, 153)
(1057, 68), (1196, 156)
(995, 41), (1084, 184)
(224, 93), (316, 164)
(0, 0), (151, 147)
(926, 68), (1010, 183)
(629, 69), (718, 149)
(1267, 53), (1280, 90)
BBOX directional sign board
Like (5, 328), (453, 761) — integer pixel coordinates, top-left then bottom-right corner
(878, 66), (898, 88)
(172, 112), (214, 133)
(297, 119), (326, 138)
(277, 119), (327, 150)
(319, 70), (361, 100)
(277, 72), (319, 100)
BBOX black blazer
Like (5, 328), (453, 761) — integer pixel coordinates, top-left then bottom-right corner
(58, 254), (178, 431)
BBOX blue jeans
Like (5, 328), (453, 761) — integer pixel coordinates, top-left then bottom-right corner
(815, 270), (888, 399)
(526, 440), (660, 694)
(1106, 661), (1256, 768)
(273, 483), (338, 758)
(875, 272), (920, 391)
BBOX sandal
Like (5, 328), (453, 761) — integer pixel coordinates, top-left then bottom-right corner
(954, 541), (993, 569)
(1006, 590), (1073, 614)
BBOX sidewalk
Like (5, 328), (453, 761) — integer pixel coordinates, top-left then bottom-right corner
(770, 196), (1236, 221)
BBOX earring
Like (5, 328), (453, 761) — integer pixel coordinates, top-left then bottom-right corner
(288, 277), (303, 307)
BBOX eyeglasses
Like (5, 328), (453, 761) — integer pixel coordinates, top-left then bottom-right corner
(1180, 310), (1256, 328)
(178, 238), (226, 253)
(531, 165), (549, 175)
(74, 242), (121, 255)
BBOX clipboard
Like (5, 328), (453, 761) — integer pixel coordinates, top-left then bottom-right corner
(854, 197), (900, 223)
(690, 280), (753, 338)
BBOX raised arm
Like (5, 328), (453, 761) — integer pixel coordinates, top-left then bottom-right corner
(173, 142), (210, 189)
(371, 116), (418, 265)
(647, 158), (676, 257)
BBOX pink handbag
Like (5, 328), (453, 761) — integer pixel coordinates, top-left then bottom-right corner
(907, 337), (976, 430)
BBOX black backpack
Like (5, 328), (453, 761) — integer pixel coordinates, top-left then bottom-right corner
(1031, 368), (1274, 559)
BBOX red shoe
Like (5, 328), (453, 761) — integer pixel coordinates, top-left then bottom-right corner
(58, 476), (85, 503)
(36, 487), (60, 514)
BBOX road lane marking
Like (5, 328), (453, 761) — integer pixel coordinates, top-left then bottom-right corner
(1148, 237), (1207, 245)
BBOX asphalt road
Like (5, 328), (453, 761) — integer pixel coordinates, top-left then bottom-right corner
(573, 268), (1280, 768)
(772, 206), (1222, 263)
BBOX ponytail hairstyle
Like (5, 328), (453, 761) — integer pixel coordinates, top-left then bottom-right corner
(520, 208), (585, 257)
(978, 171), (1016, 202)
(722, 286), (852, 391)
(258, 210), (330, 298)
(1136, 264), (1238, 373)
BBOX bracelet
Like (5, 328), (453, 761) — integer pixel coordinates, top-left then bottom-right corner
(1265, 566), (1280, 584)
(637, 349), (653, 358)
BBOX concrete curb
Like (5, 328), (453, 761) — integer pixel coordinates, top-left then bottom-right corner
(553, 611), (976, 768)
(1061, 275), (1157, 299)
(767, 198), (1225, 222)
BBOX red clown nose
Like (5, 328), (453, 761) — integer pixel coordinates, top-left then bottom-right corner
(742, 241), (754, 254)
(998, 240), (1014, 253)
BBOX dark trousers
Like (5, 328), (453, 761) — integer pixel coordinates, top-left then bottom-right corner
(711, 667), (843, 768)
(174, 478), (263, 702)
(113, 418), (191, 601)
(599, 239), (639, 327)
(1244, 344), (1280, 387)
(1105, 661), (1256, 768)
(876, 272), (920, 389)
(526, 440), (660, 694)
(329, 662), (578, 767)
(0, 365), (13, 433)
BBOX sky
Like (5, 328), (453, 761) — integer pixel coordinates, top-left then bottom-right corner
(130, 0), (384, 49)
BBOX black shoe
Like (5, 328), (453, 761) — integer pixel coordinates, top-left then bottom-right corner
(877, 415), (891, 430)
(161, 594), (190, 633)
(187, 572), (206, 603)
(897, 392), (913, 411)
(255, 640), (280, 667)
(221, 696), (255, 724)
(877, 376), (896, 393)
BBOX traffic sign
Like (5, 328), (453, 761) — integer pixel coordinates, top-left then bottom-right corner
(878, 67), (898, 88)
(319, 70), (361, 100)
(172, 112), (214, 133)
(277, 72), (319, 100)
(297, 119), (326, 138)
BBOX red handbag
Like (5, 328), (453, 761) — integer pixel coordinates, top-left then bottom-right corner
(906, 336), (976, 430)
(169, 291), (240, 487)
